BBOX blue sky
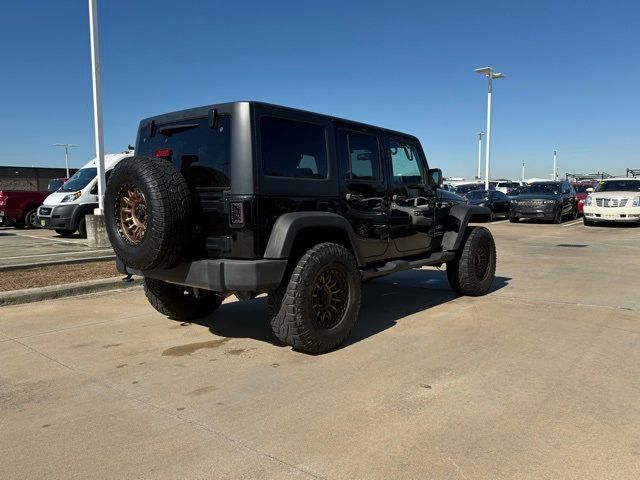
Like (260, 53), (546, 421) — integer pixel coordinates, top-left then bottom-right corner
(1, 0), (638, 179)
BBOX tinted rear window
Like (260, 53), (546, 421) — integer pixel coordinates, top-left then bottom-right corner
(137, 116), (231, 189)
(261, 117), (328, 179)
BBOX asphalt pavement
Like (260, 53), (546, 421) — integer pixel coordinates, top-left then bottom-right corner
(1, 219), (639, 479)
(0, 227), (113, 268)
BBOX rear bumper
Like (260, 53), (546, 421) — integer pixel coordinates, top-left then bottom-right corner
(117, 257), (288, 293)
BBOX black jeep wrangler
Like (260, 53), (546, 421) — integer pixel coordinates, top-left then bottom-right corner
(105, 102), (496, 354)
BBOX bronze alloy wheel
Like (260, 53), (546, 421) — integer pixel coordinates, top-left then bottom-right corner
(116, 184), (148, 245)
(311, 265), (349, 330)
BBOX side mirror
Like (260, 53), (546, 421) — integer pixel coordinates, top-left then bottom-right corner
(428, 168), (443, 188)
(586, 187), (594, 193)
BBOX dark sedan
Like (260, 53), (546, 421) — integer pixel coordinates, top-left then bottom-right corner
(464, 190), (511, 220)
(509, 181), (577, 223)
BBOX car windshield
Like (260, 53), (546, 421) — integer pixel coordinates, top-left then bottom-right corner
(454, 184), (483, 195)
(594, 180), (640, 192)
(466, 190), (490, 201)
(59, 168), (97, 191)
(522, 183), (561, 195)
(47, 179), (65, 192)
(573, 184), (594, 194)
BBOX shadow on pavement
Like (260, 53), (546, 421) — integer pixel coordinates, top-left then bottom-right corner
(185, 269), (510, 351)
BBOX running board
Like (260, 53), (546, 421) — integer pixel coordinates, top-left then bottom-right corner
(361, 251), (456, 281)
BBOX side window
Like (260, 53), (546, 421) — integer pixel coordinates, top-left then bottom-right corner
(389, 141), (424, 184)
(339, 132), (381, 181)
(261, 117), (328, 179)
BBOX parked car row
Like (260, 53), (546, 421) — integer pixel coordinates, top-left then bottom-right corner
(0, 150), (133, 237)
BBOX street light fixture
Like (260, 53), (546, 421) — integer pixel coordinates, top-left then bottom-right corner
(53, 143), (79, 178)
(475, 67), (505, 190)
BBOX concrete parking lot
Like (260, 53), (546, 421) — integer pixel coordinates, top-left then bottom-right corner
(1, 220), (639, 479)
(0, 227), (113, 268)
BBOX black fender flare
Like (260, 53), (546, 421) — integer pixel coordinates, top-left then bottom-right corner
(441, 204), (492, 252)
(71, 203), (98, 230)
(263, 212), (365, 266)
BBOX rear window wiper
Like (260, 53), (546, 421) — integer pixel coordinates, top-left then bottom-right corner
(158, 123), (199, 136)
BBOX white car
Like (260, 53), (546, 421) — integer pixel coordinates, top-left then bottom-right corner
(583, 177), (640, 226)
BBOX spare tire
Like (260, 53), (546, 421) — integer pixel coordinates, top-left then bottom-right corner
(104, 156), (192, 270)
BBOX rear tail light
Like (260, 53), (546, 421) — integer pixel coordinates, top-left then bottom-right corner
(155, 148), (172, 159)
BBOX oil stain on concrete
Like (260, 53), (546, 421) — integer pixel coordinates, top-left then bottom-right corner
(161, 338), (230, 357)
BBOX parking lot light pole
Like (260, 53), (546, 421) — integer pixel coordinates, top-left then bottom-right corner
(522, 162), (525, 182)
(88, 0), (106, 214)
(553, 149), (557, 181)
(476, 132), (483, 179)
(475, 67), (504, 190)
(53, 143), (78, 178)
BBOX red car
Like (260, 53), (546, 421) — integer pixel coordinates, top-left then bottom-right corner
(572, 182), (598, 215)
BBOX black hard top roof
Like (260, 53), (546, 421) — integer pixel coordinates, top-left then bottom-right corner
(139, 101), (421, 142)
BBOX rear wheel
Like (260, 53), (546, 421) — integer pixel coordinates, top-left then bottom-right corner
(144, 278), (223, 321)
(269, 243), (361, 354)
(55, 229), (76, 237)
(447, 227), (496, 296)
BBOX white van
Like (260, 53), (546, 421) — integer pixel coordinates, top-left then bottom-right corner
(37, 151), (133, 237)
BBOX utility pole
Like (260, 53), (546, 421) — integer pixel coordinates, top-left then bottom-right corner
(475, 67), (505, 190)
(476, 133), (483, 180)
(88, 0), (106, 214)
(53, 143), (78, 178)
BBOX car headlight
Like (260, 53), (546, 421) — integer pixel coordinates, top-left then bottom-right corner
(632, 196), (640, 207)
(585, 196), (592, 206)
(61, 191), (82, 203)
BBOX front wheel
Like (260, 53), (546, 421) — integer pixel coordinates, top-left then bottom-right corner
(509, 216), (519, 223)
(24, 209), (39, 229)
(553, 208), (562, 224)
(583, 217), (595, 226)
(269, 243), (361, 354)
(55, 229), (76, 237)
(77, 216), (87, 238)
(571, 206), (578, 220)
(144, 278), (223, 321)
(446, 227), (496, 296)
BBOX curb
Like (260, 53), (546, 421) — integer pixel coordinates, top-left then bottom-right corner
(0, 276), (143, 307)
(0, 255), (116, 272)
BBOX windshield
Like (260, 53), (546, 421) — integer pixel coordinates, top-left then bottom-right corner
(59, 168), (97, 192)
(454, 184), (484, 195)
(466, 190), (490, 201)
(573, 184), (594, 194)
(47, 178), (65, 192)
(594, 180), (640, 192)
(522, 183), (561, 195)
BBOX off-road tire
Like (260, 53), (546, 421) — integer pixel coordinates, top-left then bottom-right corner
(143, 278), (223, 321)
(509, 216), (519, 223)
(77, 216), (87, 238)
(269, 242), (361, 354)
(24, 208), (38, 229)
(105, 156), (192, 270)
(55, 229), (76, 237)
(583, 217), (595, 226)
(446, 226), (496, 296)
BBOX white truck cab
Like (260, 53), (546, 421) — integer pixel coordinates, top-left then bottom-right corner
(583, 177), (640, 226)
(37, 151), (133, 237)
